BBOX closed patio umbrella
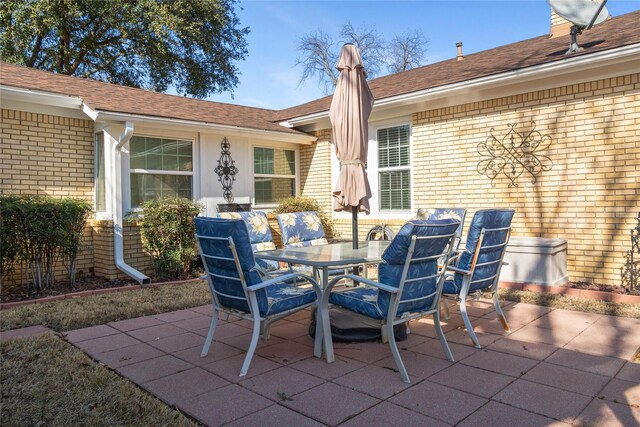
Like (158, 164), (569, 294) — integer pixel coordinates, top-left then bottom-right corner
(330, 44), (375, 249)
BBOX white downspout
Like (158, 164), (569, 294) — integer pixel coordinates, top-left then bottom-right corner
(113, 121), (150, 284)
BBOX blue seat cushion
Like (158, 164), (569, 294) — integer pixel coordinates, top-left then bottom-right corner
(265, 283), (317, 316)
(329, 287), (384, 319)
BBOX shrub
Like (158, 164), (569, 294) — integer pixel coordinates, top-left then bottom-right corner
(135, 198), (202, 280)
(0, 195), (91, 289)
(273, 196), (338, 239)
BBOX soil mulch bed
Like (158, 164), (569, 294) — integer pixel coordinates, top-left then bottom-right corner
(2, 274), (638, 305)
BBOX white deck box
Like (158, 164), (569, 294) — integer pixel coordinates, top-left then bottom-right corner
(500, 237), (568, 286)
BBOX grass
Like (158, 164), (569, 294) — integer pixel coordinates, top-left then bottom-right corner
(498, 289), (640, 319)
(0, 333), (198, 426)
(0, 281), (210, 332)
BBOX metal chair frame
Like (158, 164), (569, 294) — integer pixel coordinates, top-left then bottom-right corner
(323, 229), (458, 383)
(197, 234), (321, 377)
(442, 225), (512, 348)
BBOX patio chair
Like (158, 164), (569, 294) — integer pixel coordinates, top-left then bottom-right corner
(416, 208), (467, 252)
(218, 211), (280, 272)
(323, 219), (461, 383)
(195, 217), (322, 377)
(441, 208), (515, 348)
(276, 211), (328, 248)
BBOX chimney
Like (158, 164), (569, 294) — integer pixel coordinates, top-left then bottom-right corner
(549, 9), (573, 38)
(456, 42), (464, 61)
(549, 0), (604, 38)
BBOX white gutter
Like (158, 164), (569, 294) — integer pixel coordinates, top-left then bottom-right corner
(96, 111), (316, 145)
(0, 86), (83, 108)
(112, 121), (150, 285)
(282, 43), (640, 127)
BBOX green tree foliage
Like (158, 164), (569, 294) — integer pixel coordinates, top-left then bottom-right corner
(135, 197), (202, 280)
(0, 0), (249, 98)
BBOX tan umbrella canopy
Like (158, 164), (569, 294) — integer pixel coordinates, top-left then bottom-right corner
(330, 44), (375, 249)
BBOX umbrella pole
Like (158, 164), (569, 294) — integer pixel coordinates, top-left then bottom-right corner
(352, 207), (358, 250)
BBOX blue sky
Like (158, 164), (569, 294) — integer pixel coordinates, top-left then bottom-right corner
(207, 0), (639, 110)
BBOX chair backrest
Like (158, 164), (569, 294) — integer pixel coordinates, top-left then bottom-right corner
(195, 217), (270, 315)
(276, 211), (328, 248)
(377, 219), (460, 316)
(455, 209), (515, 292)
(416, 208), (467, 239)
(217, 211), (279, 271)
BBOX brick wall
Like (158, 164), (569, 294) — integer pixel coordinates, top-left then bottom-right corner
(301, 74), (640, 285)
(1, 109), (153, 285)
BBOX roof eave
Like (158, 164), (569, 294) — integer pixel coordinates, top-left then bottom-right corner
(95, 110), (316, 145)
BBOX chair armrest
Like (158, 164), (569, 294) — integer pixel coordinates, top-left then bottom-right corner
(447, 265), (472, 276)
(327, 274), (399, 294)
(247, 271), (320, 292)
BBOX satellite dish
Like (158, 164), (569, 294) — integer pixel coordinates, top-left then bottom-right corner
(548, 0), (610, 54)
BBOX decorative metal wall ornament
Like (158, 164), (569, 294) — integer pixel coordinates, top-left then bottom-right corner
(477, 122), (553, 187)
(214, 137), (239, 203)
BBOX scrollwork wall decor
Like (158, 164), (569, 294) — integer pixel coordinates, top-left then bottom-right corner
(477, 122), (553, 187)
(214, 137), (239, 202)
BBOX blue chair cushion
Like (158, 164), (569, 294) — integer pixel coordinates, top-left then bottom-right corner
(218, 211), (280, 271)
(277, 212), (327, 247)
(379, 220), (461, 315)
(196, 217), (272, 315)
(329, 287), (384, 319)
(443, 209), (515, 294)
(266, 283), (317, 316)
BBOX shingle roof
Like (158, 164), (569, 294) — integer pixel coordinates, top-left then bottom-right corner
(275, 10), (640, 121)
(1, 10), (638, 128)
(0, 61), (304, 135)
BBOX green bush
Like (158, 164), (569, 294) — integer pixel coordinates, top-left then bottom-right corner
(135, 198), (202, 280)
(273, 196), (338, 239)
(0, 195), (91, 289)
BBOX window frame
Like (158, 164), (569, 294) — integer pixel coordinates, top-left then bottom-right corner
(331, 119), (413, 218)
(375, 123), (412, 213)
(93, 129), (109, 218)
(126, 134), (196, 210)
(251, 145), (299, 208)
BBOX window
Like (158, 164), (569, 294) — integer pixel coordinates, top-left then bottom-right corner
(377, 125), (411, 211)
(95, 132), (106, 212)
(253, 147), (296, 204)
(129, 136), (193, 207)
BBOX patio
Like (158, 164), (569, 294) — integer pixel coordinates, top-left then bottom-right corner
(55, 298), (640, 426)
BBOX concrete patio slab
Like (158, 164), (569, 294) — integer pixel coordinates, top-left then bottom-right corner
(108, 315), (165, 332)
(390, 380), (487, 424)
(494, 378), (593, 421)
(240, 365), (324, 401)
(63, 324), (119, 343)
(0, 325), (52, 342)
(224, 404), (324, 427)
(545, 348), (626, 377)
(115, 354), (193, 383)
(92, 342), (165, 368)
(429, 363), (515, 398)
(458, 401), (570, 427)
(179, 384), (272, 426)
(575, 398), (640, 427)
(60, 300), (640, 426)
(142, 367), (229, 405)
(333, 364), (413, 399)
(522, 362), (610, 396)
(341, 401), (449, 427)
(281, 382), (380, 426)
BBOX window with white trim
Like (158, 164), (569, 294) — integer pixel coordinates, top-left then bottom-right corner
(94, 131), (106, 212)
(129, 136), (193, 207)
(253, 147), (296, 205)
(377, 124), (411, 211)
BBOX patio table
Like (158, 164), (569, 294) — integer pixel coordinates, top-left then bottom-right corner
(255, 240), (390, 363)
